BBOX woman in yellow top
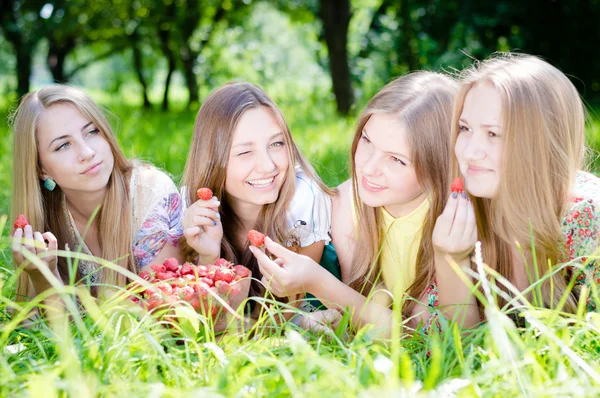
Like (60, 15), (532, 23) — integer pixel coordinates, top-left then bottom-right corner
(250, 71), (458, 336)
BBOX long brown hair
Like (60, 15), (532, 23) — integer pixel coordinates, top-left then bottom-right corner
(452, 53), (585, 313)
(180, 82), (332, 297)
(11, 85), (135, 299)
(346, 72), (458, 316)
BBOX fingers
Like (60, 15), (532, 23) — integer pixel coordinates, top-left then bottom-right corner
(250, 245), (282, 279)
(33, 231), (46, 254)
(22, 225), (35, 253)
(11, 227), (23, 259)
(42, 232), (58, 252)
(263, 236), (298, 261)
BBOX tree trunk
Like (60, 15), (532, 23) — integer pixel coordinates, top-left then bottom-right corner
(180, 43), (199, 108)
(162, 57), (176, 111)
(318, 0), (354, 116)
(399, 0), (420, 71)
(132, 41), (151, 109)
(47, 37), (76, 83)
(16, 47), (32, 98)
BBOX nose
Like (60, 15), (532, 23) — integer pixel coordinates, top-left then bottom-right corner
(255, 149), (277, 174)
(461, 133), (487, 162)
(361, 152), (382, 177)
(77, 142), (96, 163)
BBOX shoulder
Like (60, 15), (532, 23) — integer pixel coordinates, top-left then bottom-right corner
(288, 168), (332, 218)
(331, 179), (356, 282)
(332, 179), (354, 224)
(133, 163), (178, 194)
(561, 171), (600, 261)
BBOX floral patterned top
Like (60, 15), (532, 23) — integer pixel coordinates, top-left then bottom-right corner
(67, 164), (184, 283)
(422, 171), (600, 332)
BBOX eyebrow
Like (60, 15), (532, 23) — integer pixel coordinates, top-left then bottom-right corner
(459, 118), (502, 129)
(233, 131), (284, 148)
(47, 121), (94, 149)
(363, 128), (410, 161)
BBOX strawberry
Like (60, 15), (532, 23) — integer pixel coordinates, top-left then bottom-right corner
(163, 258), (179, 272)
(13, 214), (29, 230)
(155, 283), (173, 296)
(215, 280), (231, 295)
(151, 264), (166, 273)
(197, 187), (213, 201)
(147, 297), (164, 311)
(196, 265), (208, 277)
(215, 267), (235, 283)
(180, 262), (195, 276)
(233, 265), (250, 279)
(200, 277), (214, 287)
(190, 297), (201, 311)
(248, 230), (265, 248)
(139, 270), (152, 281)
(156, 272), (171, 281)
(165, 271), (178, 280)
(450, 177), (464, 194)
(215, 258), (233, 268)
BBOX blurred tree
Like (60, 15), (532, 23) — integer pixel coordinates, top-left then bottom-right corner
(0, 0), (46, 97)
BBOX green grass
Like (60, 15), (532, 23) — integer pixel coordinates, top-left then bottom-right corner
(2, 97), (600, 396)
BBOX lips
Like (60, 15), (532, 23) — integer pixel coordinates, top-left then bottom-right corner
(467, 164), (493, 174)
(361, 176), (386, 192)
(246, 175), (277, 188)
(81, 161), (102, 175)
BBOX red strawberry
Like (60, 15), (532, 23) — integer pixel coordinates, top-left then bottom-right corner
(139, 270), (152, 281)
(180, 262), (195, 276)
(215, 280), (231, 295)
(200, 277), (214, 287)
(450, 177), (464, 194)
(151, 264), (166, 273)
(156, 272), (171, 281)
(13, 214), (29, 230)
(248, 230), (265, 248)
(163, 258), (179, 272)
(215, 267), (235, 283)
(215, 258), (233, 268)
(190, 298), (201, 311)
(233, 265), (250, 279)
(196, 265), (208, 277)
(155, 283), (173, 296)
(229, 283), (242, 295)
(197, 187), (213, 201)
(147, 297), (164, 311)
(165, 271), (178, 280)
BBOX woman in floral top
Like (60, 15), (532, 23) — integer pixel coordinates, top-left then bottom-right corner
(431, 53), (600, 330)
(10, 85), (183, 301)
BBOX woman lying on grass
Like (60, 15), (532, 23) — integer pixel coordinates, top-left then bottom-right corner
(11, 85), (183, 304)
(250, 71), (458, 336)
(433, 53), (600, 326)
(179, 82), (337, 324)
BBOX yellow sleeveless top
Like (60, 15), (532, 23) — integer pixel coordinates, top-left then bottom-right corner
(375, 199), (430, 305)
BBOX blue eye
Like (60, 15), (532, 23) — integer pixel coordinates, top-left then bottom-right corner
(391, 156), (406, 166)
(86, 128), (100, 136)
(56, 142), (70, 151)
(270, 141), (284, 148)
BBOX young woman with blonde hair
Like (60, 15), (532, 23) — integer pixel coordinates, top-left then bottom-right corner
(180, 82), (336, 313)
(11, 85), (183, 302)
(433, 53), (600, 327)
(250, 72), (458, 334)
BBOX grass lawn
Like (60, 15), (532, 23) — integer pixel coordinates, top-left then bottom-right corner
(1, 96), (600, 396)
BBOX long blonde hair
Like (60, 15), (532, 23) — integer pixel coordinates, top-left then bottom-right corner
(11, 85), (135, 299)
(452, 53), (585, 313)
(180, 82), (332, 297)
(347, 72), (458, 316)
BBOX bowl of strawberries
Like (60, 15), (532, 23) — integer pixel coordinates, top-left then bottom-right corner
(131, 257), (252, 332)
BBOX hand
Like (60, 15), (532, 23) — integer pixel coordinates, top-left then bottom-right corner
(12, 225), (58, 276)
(298, 309), (341, 334)
(181, 196), (222, 264)
(249, 236), (322, 298)
(432, 191), (477, 263)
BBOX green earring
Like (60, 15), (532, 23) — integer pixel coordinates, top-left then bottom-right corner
(43, 178), (56, 191)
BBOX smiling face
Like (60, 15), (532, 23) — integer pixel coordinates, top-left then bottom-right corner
(455, 82), (504, 199)
(353, 113), (424, 217)
(225, 106), (290, 212)
(36, 103), (114, 195)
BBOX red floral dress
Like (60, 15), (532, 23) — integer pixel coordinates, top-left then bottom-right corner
(421, 171), (600, 333)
